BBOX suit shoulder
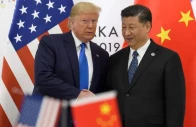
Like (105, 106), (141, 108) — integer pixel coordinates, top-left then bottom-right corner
(39, 33), (67, 49)
(159, 45), (179, 56)
(150, 39), (179, 57)
(41, 33), (65, 42)
(91, 42), (109, 56)
(110, 47), (129, 59)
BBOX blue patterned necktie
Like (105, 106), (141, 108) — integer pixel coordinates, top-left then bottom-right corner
(79, 43), (89, 90)
(128, 51), (139, 84)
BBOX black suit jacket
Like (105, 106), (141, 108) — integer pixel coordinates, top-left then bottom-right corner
(33, 31), (109, 100)
(106, 39), (185, 127)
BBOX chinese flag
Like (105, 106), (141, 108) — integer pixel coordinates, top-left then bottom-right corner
(70, 91), (122, 127)
(135, 0), (196, 127)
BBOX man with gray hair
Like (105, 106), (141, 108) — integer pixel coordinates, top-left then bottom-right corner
(33, 2), (109, 126)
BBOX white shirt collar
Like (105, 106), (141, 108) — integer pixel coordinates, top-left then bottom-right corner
(71, 31), (90, 49)
(130, 39), (151, 57)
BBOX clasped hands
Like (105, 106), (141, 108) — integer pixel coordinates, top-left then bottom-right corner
(77, 89), (95, 99)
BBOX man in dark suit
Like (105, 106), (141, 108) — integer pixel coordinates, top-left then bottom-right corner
(33, 2), (109, 126)
(106, 4), (185, 127)
(33, 1), (109, 99)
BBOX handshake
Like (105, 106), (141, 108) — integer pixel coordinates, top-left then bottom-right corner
(77, 89), (95, 99)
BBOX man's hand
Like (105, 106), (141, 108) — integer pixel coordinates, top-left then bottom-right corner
(77, 89), (95, 99)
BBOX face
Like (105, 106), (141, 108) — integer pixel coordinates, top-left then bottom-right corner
(122, 16), (151, 49)
(70, 12), (99, 43)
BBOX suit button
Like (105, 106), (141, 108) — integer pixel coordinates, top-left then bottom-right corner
(126, 94), (129, 97)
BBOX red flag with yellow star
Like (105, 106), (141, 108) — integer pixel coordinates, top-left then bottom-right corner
(134, 0), (196, 127)
(70, 91), (122, 127)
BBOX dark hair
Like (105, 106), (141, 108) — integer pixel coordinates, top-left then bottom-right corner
(121, 4), (152, 25)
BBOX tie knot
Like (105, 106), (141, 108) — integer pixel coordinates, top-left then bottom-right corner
(81, 43), (86, 49)
(133, 51), (138, 57)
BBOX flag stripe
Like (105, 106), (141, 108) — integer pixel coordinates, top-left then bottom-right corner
(59, 18), (70, 33)
(47, 99), (57, 127)
(48, 99), (61, 127)
(0, 105), (12, 127)
(54, 102), (62, 127)
(17, 124), (29, 127)
(37, 31), (49, 41)
(37, 97), (51, 127)
(2, 58), (24, 110)
(48, 25), (62, 34)
(0, 79), (19, 127)
(42, 98), (53, 127)
(4, 41), (34, 93)
(27, 39), (39, 58)
(47, 98), (60, 127)
(35, 97), (47, 127)
(35, 97), (61, 127)
(47, 99), (55, 127)
(17, 46), (35, 84)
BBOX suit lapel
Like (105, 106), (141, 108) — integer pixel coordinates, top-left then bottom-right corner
(89, 42), (100, 91)
(119, 47), (130, 90)
(63, 31), (80, 88)
(127, 40), (160, 91)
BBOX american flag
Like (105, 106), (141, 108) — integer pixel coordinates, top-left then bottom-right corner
(16, 95), (63, 127)
(0, 0), (73, 126)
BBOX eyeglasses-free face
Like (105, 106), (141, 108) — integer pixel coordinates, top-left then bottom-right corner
(71, 13), (99, 43)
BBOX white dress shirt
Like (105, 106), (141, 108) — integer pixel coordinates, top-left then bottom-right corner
(128, 39), (151, 69)
(72, 31), (93, 89)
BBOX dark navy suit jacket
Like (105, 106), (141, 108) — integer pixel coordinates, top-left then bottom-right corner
(33, 31), (109, 100)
